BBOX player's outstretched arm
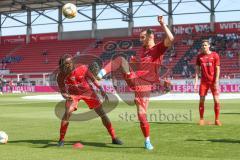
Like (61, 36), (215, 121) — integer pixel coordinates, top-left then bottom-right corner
(87, 69), (101, 88)
(158, 16), (174, 47)
(87, 69), (109, 101)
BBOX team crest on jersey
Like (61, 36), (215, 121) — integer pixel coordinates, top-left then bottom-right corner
(70, 76), (76, 81)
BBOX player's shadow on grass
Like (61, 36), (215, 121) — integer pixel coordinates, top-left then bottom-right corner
(149, 122), (193, 125)
(221, 113), (240, 115)
(8, 139), (142, 149)
(8, 140), (57, 148)
(79, 141), (142, 149)
(186, 139), (240, 144)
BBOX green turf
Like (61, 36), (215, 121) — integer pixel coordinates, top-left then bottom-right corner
(0, 93), (240, 160)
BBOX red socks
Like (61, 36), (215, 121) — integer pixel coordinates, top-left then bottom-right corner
(59, 121), (69, 141)
(138, 113), (150, 138)
(214, 103), (220, 120)
(60, 120), (117, 141)
(105, 123), (116, 139)
(199, 102), (204, 119)
(199, 102), (220, 121)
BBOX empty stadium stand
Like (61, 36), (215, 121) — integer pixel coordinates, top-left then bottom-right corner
(1, 28), (239, 80)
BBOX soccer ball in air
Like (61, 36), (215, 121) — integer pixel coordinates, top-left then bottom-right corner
(62, 3), (77, 19)
(0, 131), (8, 144)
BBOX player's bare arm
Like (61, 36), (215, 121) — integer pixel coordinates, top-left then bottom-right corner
(58, 84), (72, 100)
(194, 65), (200, 92)
(87, 70), (108, 101)
(57, 73), (72, 100)
(61, 93), (72, 100)
(215, 66), (220, 88)
(158, 16), (174, 47)
(87, 69), (102, 88)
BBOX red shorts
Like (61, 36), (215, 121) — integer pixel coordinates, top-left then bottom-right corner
(199, 81), (219, 96)
(134, 90), (150, 111)
(65, 92), (101, 111)
(126, 77), (152, 111)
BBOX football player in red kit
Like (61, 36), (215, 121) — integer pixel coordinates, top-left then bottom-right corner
(194, 39), (222, 126)
(95, 15), (174, 150)
(57, 54), (122, 146)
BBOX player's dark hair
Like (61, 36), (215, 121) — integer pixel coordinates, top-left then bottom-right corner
(202, 39), (210, 44)
(146, 28), (154, 35)
(58, 54), (73, 71)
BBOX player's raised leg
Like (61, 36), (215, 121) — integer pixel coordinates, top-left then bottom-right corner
(96, 56), (140, 80)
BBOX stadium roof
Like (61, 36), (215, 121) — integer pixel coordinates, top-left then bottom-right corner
(0, 0), (134, 13)
(0, 0), (239, 36)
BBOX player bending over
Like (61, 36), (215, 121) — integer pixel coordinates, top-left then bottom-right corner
(57, 54), (122, 146)
(94, 15), (174, 150)
(194, 39), (222, 126)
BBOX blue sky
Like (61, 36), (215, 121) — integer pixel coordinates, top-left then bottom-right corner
(1, 0), (239, 36)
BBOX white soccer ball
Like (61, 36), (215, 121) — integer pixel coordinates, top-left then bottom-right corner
(0, 131), (8, 144)
(62, 3), (77, 19)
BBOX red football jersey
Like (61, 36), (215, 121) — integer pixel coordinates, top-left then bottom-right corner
(137, 41), (168, 82)
(196, 52), (220, 83)
(57, 65), (97, 95)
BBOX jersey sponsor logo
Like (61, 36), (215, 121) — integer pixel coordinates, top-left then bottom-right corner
(203, 62), (213, 66)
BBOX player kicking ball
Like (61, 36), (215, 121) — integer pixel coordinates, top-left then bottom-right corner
(94, 15), (174, 150)
(194, 39), (222, 126)
(57, 54), (122, 147)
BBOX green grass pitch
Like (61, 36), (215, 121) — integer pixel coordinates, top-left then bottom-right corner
(0, 93), (240, 160)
